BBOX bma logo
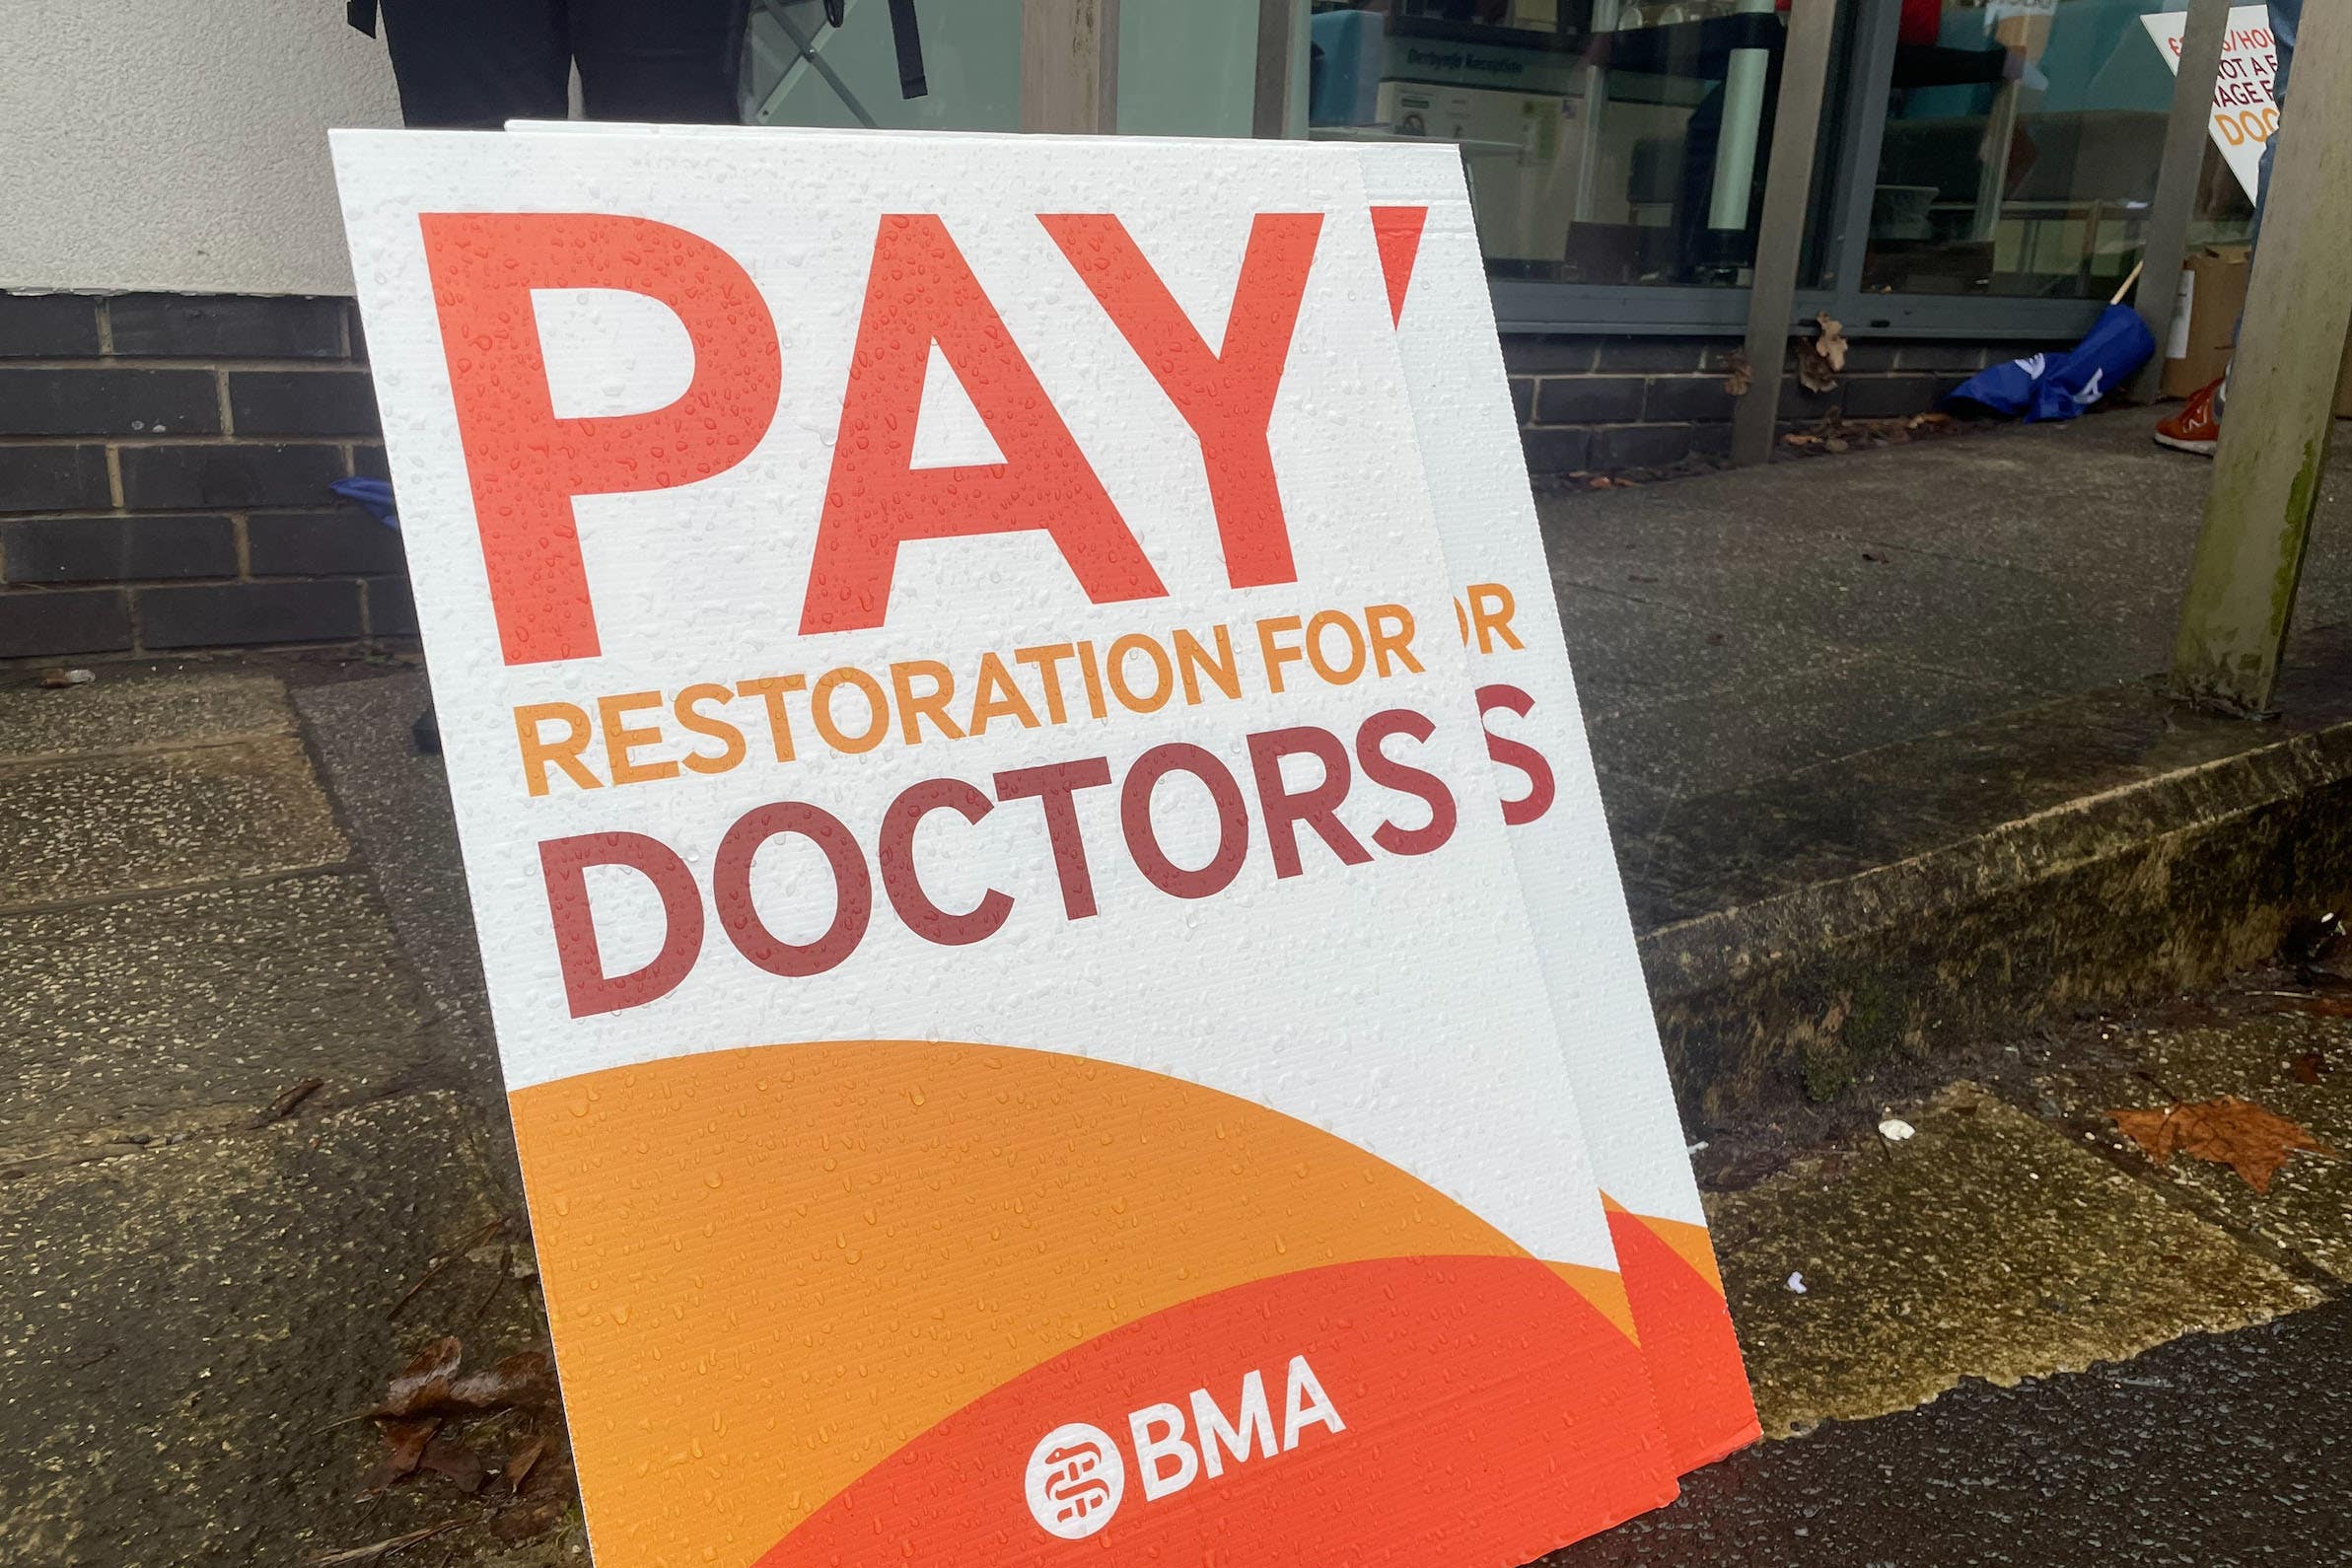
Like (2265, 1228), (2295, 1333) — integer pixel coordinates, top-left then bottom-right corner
(1025, 1423), (1127, 1540)
(1022, 1355), (1345, 1540)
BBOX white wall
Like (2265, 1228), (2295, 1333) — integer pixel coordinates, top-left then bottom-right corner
(0, 0), (404, 298)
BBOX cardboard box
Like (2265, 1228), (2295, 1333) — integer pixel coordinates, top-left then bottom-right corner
(2163, 245), (2249, 398)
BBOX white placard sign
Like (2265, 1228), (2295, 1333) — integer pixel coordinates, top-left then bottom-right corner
(334, 128), (1694, 1568)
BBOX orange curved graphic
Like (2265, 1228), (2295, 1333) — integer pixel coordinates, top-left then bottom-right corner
(757, 1254), (1667, 1568)
(1604, 1202), (1759, 1469)
(509, 1039), (1672, 1567)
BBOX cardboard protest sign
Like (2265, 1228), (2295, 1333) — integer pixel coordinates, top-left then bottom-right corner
(2143, 5), (2282, 202)
(334, 128), (1679, 1567)
(1357, 144), (1759, 1471)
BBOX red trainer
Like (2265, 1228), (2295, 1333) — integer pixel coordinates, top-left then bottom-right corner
(2155, 377), (2224, 456)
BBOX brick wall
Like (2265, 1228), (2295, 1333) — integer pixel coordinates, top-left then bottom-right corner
(1504, 333), (2026, 477)
(0, 291), (407, 663)
(0, 290), (2056, 660)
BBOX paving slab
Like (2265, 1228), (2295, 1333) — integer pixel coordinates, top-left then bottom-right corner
(1586, 649), (2024, 799)
(0, 670), (293, 764)
(1707, 1082), (2319, 1439)
(1550, 1296), (2352, 1567)
(0, 734), (348, 909)
(2038, 989), (2352, 1284)
(0, 874), (448, 1169)
(1554, 582), (1844, 722)
(292, 672), (508, 1121)
(0, 1093), (565, 1568)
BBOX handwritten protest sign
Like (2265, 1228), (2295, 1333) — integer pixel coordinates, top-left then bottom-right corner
(2144, 4), (2283, 202)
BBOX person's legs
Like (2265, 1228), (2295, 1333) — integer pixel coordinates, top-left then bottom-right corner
(378, 0), (570, 128)
(570, 0), (748, 123)
(2249, 0), (2298, 248)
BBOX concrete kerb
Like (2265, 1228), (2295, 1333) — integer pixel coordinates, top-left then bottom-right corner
(1643, 697), (2352, 1117)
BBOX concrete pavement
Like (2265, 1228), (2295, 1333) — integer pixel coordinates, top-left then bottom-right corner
(0, 669), (575, 1566)
(1554, 968), (2352, 1564)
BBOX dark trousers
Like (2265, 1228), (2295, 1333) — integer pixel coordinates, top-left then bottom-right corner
(380, 0), (748, 129)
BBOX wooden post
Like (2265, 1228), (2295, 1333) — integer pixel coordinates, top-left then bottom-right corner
(1021, 0), (1118, 135)
(2172, 0), (2352, 713)
(1731, 0), (1835, 468)
(2133, 0), (2230, 400)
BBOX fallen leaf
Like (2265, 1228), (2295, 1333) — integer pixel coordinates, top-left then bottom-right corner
(376, 1338), (463, 1418)
(1815, 314), (1848, 370)
(2291, 1052), (2324, 1085)
(448, 1350), (558, 1415)
(506, 1435), (548, 1494)
(2107, 1097), (2340, 1193)
(2283, 994), (2352, 1019)
(305, 1520), (460, 1567)
(1797, 314), (1847, 392)
(38, 668), (96, 688)
(1721, 348), (1754, 395)
(419, 1433), (488, 1494)
(361, 1416), (441, 1493)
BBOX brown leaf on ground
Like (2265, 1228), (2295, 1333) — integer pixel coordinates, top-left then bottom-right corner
(2291, 1052), (2325, 1085)
(376, 1337), (464, 1418)
(419, 1433), (488, 1494)
(1721, 348), (1754, 395)
(361, 1416), (442, 1493)
(2108, 1096), (2340, 1193)
(374, 1342), (556, 1422)
(449, 1350), (558, 1415)
(2282, 994), (2352, 1019)
(505, 1434), (548, 1494)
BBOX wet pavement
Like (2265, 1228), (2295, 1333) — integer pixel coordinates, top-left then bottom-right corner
(7, 408), (2352, 1563)
(0, 668), (576, 1567)
(1551, 1297), (2352, 1566)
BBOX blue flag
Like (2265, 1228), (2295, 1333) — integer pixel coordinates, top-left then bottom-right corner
(1946, 305), (2156, 423)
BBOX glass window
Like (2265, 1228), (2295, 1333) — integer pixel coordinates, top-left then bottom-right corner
(742, 0), (1262, 137)
(744, 0), (1023, 131)
(1309, 0), (1821, 287)
(1861, 0), (2233, 300)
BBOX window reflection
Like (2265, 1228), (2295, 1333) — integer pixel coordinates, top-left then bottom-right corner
(1862, 0), (2248, 300)
(1310, 0), (1805, 287)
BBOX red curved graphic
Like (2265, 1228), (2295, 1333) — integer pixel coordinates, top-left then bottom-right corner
(1607, 1208), (1759, 1468)
(755, 1253), (1675, 1568)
